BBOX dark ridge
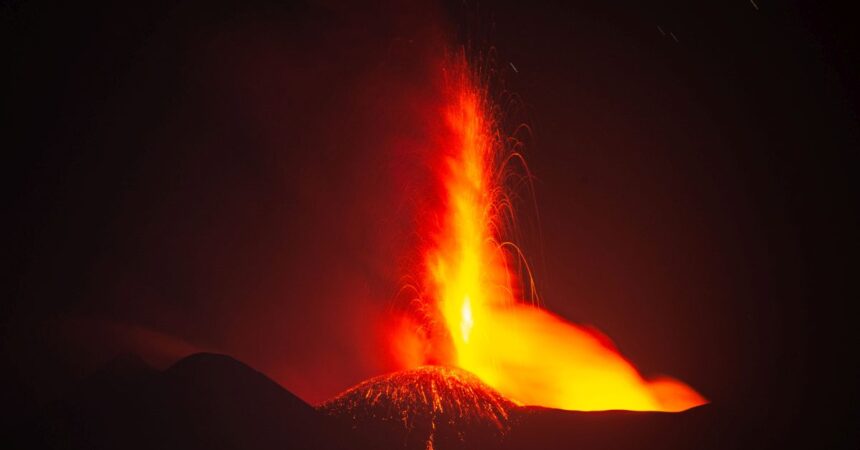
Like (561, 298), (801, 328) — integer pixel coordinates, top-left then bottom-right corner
(162, 352), (334, 450)
(167, 352), (260, 374)
(9, 352), (356, 450)
(165, 352), (308, 408)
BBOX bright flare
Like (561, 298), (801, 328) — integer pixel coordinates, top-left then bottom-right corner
(406, 54), (707, 412)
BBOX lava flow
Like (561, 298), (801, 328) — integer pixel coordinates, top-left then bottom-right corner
(391, 52), (707, 413)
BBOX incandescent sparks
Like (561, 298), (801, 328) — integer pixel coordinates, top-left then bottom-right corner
(320, 366), (515, 449)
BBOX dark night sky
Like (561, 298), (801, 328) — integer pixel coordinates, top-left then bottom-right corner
(2, 0), (857, 447)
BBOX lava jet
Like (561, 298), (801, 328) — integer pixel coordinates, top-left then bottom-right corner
(381, 49), (705, 411)
(316, 49), (706, 450)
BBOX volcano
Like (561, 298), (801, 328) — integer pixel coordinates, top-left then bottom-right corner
(319, 366), (516, 450)
(10, 352), (724, 450)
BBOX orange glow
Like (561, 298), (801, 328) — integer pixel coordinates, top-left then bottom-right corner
(398, 53), (707, 412)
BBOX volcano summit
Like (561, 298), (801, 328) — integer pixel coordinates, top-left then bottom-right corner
(319, 366), (516, 450)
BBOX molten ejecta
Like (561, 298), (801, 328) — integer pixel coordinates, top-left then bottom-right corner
(389, 51), (706, 412)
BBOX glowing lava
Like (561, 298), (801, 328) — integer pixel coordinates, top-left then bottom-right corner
(396, 53), (707, 412)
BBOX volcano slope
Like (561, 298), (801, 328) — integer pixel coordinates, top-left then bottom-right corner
(319, 366), (517, 450)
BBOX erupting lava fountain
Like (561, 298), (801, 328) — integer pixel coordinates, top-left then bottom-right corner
(321, 49), (707, 447)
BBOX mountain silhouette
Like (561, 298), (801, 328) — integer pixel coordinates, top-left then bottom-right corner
(11, 353), (356, 450)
